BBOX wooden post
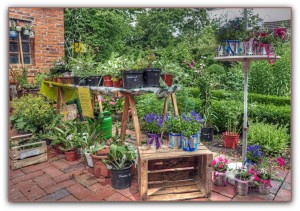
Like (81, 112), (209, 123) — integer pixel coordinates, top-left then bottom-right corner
(162, 95), (170, 121)
(18, 31), (24, 68)
(97, 95), (103, 113)
(128, 94), (141, 145)
(91, 93), (95, 112)
(120, 95), (130, 139)
(138, 155), (148, 200)
(59, 87), (68, 120)
(56, 87), (61, 114)
(171, 93), (179, 116)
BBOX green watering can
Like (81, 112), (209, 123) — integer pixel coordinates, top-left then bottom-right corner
(98, 111), (112, 139)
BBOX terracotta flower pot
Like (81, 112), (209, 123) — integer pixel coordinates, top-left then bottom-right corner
(52, 78), (58, 82)
(91, 154), (110, 178)
(61, 76), (74, 84)
(103, 75), (113, 87)
(57, 77), (63, 83)
(212, 171), (227, 186)
(161, 74), (173, 86)
(65, 149), (77, 161)
(113, 79), (123, 88)
(223, 132), (239, 149)
(55, 144), (65, 154)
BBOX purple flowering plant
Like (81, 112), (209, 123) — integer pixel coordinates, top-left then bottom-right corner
(143, 113), (164, 134)
(246, 145), (264, 164)
(181, 110), (203, 137)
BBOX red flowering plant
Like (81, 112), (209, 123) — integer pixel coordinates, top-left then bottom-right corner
(256, 28), (274, 44)
(212, 156), (229, 173)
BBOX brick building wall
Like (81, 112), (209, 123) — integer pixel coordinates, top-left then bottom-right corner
(8, 8), (65, 81)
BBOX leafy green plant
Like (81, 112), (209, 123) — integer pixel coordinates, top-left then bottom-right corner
(80, 118), (106, 154)
(247, 121), (289, 155)
(10, 20), (16, 31)
(235, 168), (252, 181)
(181, 111), (203, 137)
(70, 54), (97, 77)
(50, 57), (72, 76)
(101, 128), (136, 170)
(166, 116), (182, 133)
(10, 95), (56, 133)
(101, 142), (136, 170)
(46, 121), (83, 151)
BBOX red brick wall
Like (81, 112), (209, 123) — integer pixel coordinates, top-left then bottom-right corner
(8, 8), (64, 80)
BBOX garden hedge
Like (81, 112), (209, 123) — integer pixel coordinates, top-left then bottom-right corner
(187, 88), (290, 106)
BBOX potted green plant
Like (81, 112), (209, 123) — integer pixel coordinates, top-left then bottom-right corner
(90, 125), (120, 178)
(212, 156), (229, 186)
(223, 110), (242, 149)
(166, 115), (182, 149)
(142, 48), (161, 87)
(234, 167), (252, 196)
(143, 113), (164, 150)
(80, 118), (106, 167)
(121, 55), (144, 89)
(9, 20), (17, 38)
(158, 60), (181, 86)
(50, 58), (72, 83)
(181, 111), (203, 151)
(101, 131), (137, 189)
(22, 23), (31, 35)
(15, 20), (22, 32)
(47, 121), (82, 161)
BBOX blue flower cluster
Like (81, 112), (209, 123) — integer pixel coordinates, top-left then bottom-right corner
(247, 145), (264, 158)
(190, 110), (203, 124)
(144, 113), (163, 127)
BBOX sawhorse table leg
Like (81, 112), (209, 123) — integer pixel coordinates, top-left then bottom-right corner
(120, 94), (141, 146)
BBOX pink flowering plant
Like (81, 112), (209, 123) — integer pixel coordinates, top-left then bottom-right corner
(212, 156), (229, 173)
(98, 96), (124, 115)
(250, 156), (285, 188)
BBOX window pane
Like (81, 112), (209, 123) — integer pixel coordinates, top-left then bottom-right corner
(10, 42), (19, 52)
(21, 32), (30, 40)
(10, 54), (19, 64)
(22, 43), (30, 53)
(23, 54), (31, 64)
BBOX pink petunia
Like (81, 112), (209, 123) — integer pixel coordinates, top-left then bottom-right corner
(217, 157), (223, 162)
(218, 164), (223, 169)
(109, 101), (116, 105)
(277, 157), (285, 167)
(225, 159), (229, 164)
(212, 160), (217, 165)
(101, 98), (106, 102)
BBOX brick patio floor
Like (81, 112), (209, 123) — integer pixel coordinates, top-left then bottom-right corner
(8, 129), (292, 202)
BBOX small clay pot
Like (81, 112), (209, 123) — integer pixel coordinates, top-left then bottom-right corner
(65, 149), (77, 161)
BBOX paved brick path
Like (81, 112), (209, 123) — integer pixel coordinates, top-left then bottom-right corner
(8, 146), (292, 202)
(8, 127), (291, 202)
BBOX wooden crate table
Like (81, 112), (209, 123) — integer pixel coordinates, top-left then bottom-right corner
(138, 144), (213, 201)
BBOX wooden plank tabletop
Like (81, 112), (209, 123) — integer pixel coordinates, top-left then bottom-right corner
(138, 144), (212, 160)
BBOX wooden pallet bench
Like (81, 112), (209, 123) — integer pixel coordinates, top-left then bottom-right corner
(9, 134), (48, 170)
(138, 144), (213, 201)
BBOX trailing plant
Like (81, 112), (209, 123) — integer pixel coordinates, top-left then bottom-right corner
(50, 57), (72, 76)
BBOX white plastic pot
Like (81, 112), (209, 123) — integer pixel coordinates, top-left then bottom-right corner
(85, 152), (93, 167)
